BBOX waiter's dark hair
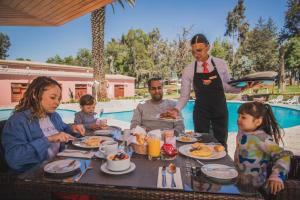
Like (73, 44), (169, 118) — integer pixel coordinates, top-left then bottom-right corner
(147, 77), (163, 88)
(238, 101), (283, 145)
(191, 33), (209, 45)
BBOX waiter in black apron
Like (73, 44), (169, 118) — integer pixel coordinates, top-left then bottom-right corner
(168, 33), (249, 150)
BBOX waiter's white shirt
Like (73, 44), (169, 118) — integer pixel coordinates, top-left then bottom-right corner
(175, 56), (241, 110)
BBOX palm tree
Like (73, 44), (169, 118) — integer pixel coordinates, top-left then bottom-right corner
(91, 0), (135, 101)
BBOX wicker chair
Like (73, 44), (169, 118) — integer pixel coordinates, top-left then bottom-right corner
(0, 120), (20, 199)
(271, 155), (300, 200)
(0, 120), (9, 172)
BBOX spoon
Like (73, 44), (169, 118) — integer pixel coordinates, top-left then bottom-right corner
(168, 164), (176, 188)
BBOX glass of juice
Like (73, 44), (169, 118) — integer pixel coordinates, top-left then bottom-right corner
(148, 135), (160, 160)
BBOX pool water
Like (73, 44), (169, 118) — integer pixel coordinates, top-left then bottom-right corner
(1, 102), (300, 132)
(101, 102), (300, 132)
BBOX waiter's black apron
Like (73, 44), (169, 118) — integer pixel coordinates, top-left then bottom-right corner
(193, 59), (228, 149)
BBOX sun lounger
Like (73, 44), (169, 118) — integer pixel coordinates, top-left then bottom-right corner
(269, 95), (283, 104)
(283, 96), (299, 104)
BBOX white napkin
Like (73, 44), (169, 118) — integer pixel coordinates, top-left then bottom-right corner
(130, 126), (147, 144)
(157, 167), (183, 189)
(132, 125), (147, 135)
(57, 149), (95, 159)
(148, 129), (162, 140)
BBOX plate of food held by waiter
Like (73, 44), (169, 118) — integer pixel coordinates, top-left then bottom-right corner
(228, 71), (277, 88)
(157, 112), (183, 122)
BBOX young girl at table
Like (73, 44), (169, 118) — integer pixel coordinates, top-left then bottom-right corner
(234, 101), (291, 195)
(74, 94), (108, 131)
(2, 76), (85, 172)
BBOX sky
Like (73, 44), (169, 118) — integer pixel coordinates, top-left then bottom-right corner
(0, 0), (287, 62)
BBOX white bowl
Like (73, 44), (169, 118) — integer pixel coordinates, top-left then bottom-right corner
(106, 153), (130, 172)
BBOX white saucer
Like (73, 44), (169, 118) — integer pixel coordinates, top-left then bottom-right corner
(94, 151), (106, 159)
(100, 162), (136, 175)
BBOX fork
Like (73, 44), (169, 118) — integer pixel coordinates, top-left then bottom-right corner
(169, 170), (176, 188)
(57, 159), (76, 171)
(161, 166), (167, 188)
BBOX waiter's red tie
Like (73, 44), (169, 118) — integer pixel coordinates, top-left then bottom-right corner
(202, 62), (209, 73)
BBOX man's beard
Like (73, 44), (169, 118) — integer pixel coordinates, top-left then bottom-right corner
(152, 94), (163, 102)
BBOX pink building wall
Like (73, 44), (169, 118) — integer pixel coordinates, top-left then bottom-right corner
(0, 60), (135, 106)
(107, 79), (135, 98)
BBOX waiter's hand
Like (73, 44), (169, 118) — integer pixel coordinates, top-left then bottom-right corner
(167, 107), (179, 118)
(241, 81), (261, 92)
(202, 80), (212, 85)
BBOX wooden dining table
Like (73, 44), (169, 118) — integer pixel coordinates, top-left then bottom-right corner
(3, 128), (264, 200)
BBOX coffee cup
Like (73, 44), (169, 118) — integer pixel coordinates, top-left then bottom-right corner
(99, 141), (118, 156)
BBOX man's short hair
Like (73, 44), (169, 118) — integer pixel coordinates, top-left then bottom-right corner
(147, 77), (163, 88)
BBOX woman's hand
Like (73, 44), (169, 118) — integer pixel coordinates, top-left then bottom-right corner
(47, 132), (75, 143)
(71, 124), (85, 136)
(266, 179), (284, 195)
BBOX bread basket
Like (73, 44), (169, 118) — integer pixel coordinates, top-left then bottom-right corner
(131, 143), (148, 155)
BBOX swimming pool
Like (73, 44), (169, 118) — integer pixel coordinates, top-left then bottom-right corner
(1, 102), (300, 132)
(101, 101), (300, 132)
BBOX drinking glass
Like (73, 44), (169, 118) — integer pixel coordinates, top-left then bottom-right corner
(148, 135), (160, 160)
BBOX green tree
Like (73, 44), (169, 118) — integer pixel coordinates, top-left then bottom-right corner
(63, 55), (76, 65)
(46, 55), (64, 64)
(0, 32), (11, 59)
(211, 37), (233, 64)
(172, 27), (193, 77)
(285, 36), (300, 84)
(280, 0), (300, 41)
(121, 29), (152, 87)
(224, 0), (249, 77)
(91, 0), (135, 100)
(16, 58), (31, 61)
(147, 28), (172, 81)
(106, 38), (129, 74)
(278, 0), (300, 88)
(75, 48), (92, 67)
(241, 17), (279, 73)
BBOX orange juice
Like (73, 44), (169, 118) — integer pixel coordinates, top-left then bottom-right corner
(148, 138), (160, 159)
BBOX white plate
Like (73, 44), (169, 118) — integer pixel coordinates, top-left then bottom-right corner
(184, 131), (202, 137)
(94, 151), (106, 159)
(72, 136), (114, 149)
(100, 162), (136, 175)
(176, 136), (198, 143)
(94, 129), (113, 135)
(155, 114), (182, 122)
(178, 144), (226, 160)
(201, 164), (238, 180)
(44, 159), (81, 174)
